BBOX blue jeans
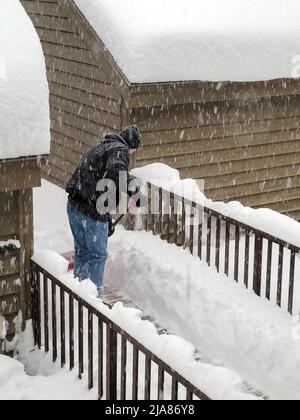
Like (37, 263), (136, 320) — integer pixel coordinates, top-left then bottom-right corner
(67, 201), (108, 291)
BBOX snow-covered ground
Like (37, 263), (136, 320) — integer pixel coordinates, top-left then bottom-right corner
(0, 0), (50, 159)
(74, 0), (300, 82)
(2, 169), (300, 400)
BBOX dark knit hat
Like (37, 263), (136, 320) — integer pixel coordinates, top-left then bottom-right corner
(120, 125), (141, 150)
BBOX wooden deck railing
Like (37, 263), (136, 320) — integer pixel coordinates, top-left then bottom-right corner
(30, 260), (210, 401)
(143, 182), (300, 316)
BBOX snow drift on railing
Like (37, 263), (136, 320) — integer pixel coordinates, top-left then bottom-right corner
(131, 163), (300, 248)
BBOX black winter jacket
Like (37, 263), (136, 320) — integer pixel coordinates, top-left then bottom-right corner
(66, 133), (136, 221)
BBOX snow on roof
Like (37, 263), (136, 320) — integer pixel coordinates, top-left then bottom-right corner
(74, 0), (300, 84)
(0, 0), (50, 160)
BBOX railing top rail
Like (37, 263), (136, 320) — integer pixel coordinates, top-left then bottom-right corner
(145, 181), (300, 254)
(31, 260), (210, 401)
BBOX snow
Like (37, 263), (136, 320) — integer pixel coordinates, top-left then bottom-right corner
(0, 354), (96, 400)
(28, 175), (300, 400)
(33, 250), (69, 279)
(14, 252), (262, 401)
(0, 316), (7, 340)
(132, 163), (300, 248)
(107, 228), (300, 400)
(0, 240), (21, 249)
(33, 180), (73, 254)
(0, 0), (50, 160)
(74, 0), (300, 83)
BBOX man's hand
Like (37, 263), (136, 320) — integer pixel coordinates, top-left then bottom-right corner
(128, 198), (136, 214)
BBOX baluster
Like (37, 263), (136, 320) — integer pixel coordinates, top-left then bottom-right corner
(288, 251), (296, 315)
(277, 245), (284, 307)
(234, 225), (240, 282)
(106, 325), (117, 400)
(144, 356), (152, 401)
(132, 348), (139, 400)
(253, 235), (263, 296)
(158, 367), (165, 401)
(98, 320), (104, 400)
(206, 212), (212, 266)
(69, 295), (74, 371)
(120, 337), (127, 400)
(225, 222), (230, 276)
(43, 274), (49, 353)
(52, 282), (57, 362)
(78, 302), (83, 378)
(189, 205), (194, 255)
(266, 240), (273, 300)
(88, 311), (94, 389)
(60, 289), (66, 367)
(215, 218), (221, 272)
(244, 231), (250, 288)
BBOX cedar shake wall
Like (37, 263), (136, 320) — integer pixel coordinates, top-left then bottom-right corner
(0, 160), (39, 348)
(0, 192), (21, 346)
(131, 83), (300, 220)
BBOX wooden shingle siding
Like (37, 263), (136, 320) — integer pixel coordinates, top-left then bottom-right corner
(0, 294), (20, 318)
(0, 275), (21, 298)
(0, 161), (39, 342)
(0, 251), (20, 277)
(133, 91), (300, 219)
(21, 0), (128, 187)
(0, 193), (18, 239)
(0, 241), (21, 341)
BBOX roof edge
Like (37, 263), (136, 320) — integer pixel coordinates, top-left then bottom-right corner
(129, 78), (300, 108)
(0, 155), (49, 165)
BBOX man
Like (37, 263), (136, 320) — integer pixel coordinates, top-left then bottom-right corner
(66, 125), (141, 295)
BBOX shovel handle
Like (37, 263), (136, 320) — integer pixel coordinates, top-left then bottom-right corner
(112, 214), (125, 227)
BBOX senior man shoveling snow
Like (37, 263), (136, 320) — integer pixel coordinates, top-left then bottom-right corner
(66, 125), (142, 296)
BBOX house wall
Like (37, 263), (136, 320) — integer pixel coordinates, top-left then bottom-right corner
(21, 0), (130, 189)
(0, 160), (40, 351)
(131, 82), (300, 220)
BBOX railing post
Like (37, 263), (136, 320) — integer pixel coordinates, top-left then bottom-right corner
(253, 234), (263, 296)
(30, 263), (38, 347)
(31, 264), (41, 349)
(106, 324), (118, 400)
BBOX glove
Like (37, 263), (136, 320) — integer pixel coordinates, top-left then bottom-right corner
(108, 217), (115, 237)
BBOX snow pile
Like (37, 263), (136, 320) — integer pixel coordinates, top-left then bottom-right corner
(33, 250), (69, 279)
(107, 227), (300, 400)
(0, 240), (21, 249)
(132, 163), (300, 248)
(0, 354), (97, 400)
(74, 0), (300, 83)
(30, 250), (258, 400)
(0, 0), (50, 160)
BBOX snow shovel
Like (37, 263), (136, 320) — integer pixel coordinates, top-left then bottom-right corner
(112, 214), (125, 227)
